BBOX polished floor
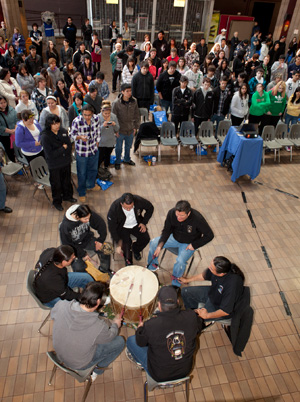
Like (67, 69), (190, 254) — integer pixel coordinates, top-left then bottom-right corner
(0, 47), (300, 402)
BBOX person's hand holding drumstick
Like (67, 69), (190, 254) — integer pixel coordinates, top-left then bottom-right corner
(113, 314), (122, 328)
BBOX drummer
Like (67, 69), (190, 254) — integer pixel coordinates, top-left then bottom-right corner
(107, 193), (154, 266)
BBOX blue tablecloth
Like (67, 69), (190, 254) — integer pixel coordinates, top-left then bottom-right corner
(217, 126), (263, 182)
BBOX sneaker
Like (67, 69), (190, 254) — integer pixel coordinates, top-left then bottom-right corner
(79, 196), (86, 203)
(88, 185), (100, 192)
(133, 252), (142, 261)
(91, 372), (98, 382)
(123, 160), (136, 166)
(285, 146), (291, 152)
(38, 184), (44, 190)
(125, 348), (144, 370)
(115, 164), (121, 170)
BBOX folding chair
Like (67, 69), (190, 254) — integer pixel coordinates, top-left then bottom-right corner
(179, 121), (200, 157)
(216, 119), (231, 145)
(198, 121), (219, 159)
(289, 124), (300, 147)
(261, 126), (282, 163)
(26, 270), (51, 333)
(47, 351), (98, 402)
(160, 121), (180, 161)
(30, 156), (51, 203)
(274, 122), (293, 161)
(139, 108), (149, 123)
(13, 142), (30, 178)
(144, 372), (190, 402)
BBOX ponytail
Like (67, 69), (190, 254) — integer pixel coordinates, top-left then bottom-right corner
(213, 256), (245, 282)
(34, 245), (74, 284)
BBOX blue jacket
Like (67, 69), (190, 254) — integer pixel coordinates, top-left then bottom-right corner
(15, 120), (43, 153)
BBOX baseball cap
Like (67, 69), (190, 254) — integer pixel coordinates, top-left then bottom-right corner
(157, 286), (177, 304)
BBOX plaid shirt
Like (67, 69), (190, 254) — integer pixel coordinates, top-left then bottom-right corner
(32, 87), (53, 115)
(70, 114), (101, 157)
(217, 88), (229, 116)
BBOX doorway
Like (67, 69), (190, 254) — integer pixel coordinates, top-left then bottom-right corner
(251, 2), (275, 36)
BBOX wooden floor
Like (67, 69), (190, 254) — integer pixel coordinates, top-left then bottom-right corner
(0, 47), (300, 402)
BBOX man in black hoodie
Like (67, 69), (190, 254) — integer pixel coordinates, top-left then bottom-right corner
(131, 61), (154, 110)
(72, 42), (91, 69)
(63, 17), (77, 51)
(156, 61), (181, 113)
(171, 75), (193, 133)
(196, 38), (208, 65)
(107, 192), (154, 265)
(153, 30), (168, 60)
(126, 286), (204, 382)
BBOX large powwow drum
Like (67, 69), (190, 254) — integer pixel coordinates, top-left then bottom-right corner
(110, 265), (159, 323)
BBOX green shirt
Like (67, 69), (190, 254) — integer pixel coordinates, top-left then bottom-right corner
(268, 93), (287, 116)
(249, 91), (270, 116)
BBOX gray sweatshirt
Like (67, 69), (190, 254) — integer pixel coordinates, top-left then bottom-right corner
(99, 112), (119, 147)
(51, 299), (119, 369)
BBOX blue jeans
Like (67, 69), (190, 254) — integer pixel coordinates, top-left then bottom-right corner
(126, 335), (150, 373)
(181, 286), (229, 321)
(80, 336), (125, 374)
(0, 172), (6, 209)
(76, 151), (99, 196)
(147, 234), (195, 287)
(285, 113), (299, 131)
(115, 133), (134, 164)
(160, 99), (172, 113)
(211, 114), (225, 135)
(44, 272), (94, 307)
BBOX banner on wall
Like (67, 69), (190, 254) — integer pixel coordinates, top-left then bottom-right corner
(209, 11), (220, 43)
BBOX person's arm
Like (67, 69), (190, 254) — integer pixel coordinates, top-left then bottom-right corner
(0, 82), (15, 102)
(90, 212), (107, 244)
(157, 210), (174, 249)
(136, 196), (154, 225)
(135, 322), (149, 347)
(179, 269), (206, 284)
(95, 319), (120, 344)
(190, 213), (214, 250)
(59, 221), (87, 258)
(15, 124), (34, 149)
(107, 201), (121, 243)
(196, 307), (229, 320)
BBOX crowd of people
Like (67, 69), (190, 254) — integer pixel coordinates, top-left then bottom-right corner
(1, 20), (300, 213)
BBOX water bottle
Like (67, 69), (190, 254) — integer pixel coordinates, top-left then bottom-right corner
(152, 157), (156, 166)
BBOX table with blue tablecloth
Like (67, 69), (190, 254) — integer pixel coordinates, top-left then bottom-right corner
(217, 126), (263, 182)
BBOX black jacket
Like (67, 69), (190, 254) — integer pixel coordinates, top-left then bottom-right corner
(159, 208), (214, 250)
(232, 55), (245, 77)
(34, 248), (80, 303)
(82, 24), (93, 41)
(41, 128), (72, 170)
(212, 86), (233, 116)
(230, 286), (254, 356)
(107, 195), (154, 243)
(25, 54), (42, 76)
(153, 38), (168, 59)
(193, 88), (214, 119)
(117, 49), (143, 67)
(60, 209), (107, 258)
(63, 23), (77, 44)
(73, 50), (91, 69)
(196, 44), (208, 64)
(156, 70), (181, 101)
(136, 307), (204, 382)
(134, 122), (160, 152)
(131, 71), (154, 104)
(172, 86), (193, 116)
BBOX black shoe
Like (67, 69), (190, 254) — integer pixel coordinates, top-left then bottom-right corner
(123, 160), (135, 166)
(63, 197), (77, 203)
(0, 206), (12, 213)
(115, 164), (121, 170)
(99, 267), (114, 278)
(53, 204), (64, 211)
(134, 252), (142, 261)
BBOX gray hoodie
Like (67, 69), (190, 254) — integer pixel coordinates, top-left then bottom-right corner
(51, 299), (119, 369)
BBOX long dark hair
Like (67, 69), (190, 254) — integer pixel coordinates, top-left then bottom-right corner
(34, 245), (74, 284)
(239, 83), (249, 99)
(213, 256), (245, 282)
(0, 95), (8, 112)
(56, 79), (69, 99)
(73, 72), (86, 95)
(291, 87), (300, 104)
(126, 56), (135, 69)
(72, 204), (92, 219)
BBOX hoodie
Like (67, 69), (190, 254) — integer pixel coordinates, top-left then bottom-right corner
(59, 205), (107, 258)
(51, 299), (119, 369)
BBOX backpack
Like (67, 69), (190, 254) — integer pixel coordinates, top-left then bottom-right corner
(97, 166), (112, 181)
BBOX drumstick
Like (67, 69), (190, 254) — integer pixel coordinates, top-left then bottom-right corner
(113, 276), (129, 286)
(120, 281), (134, 320)
(139, 282), (143, 324)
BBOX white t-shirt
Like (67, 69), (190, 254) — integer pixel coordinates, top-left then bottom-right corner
(122, 207), (137, 228)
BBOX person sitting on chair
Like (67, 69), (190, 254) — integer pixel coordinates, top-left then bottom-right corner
(51, 281), (124, 382)
(126, 286), (204, 382)
(147, 200), (214, 287)
(107, 192), (154, 265)
(34, 245), (93, 307)
(180, 256), (245, 320)
(59, 204), (112, 275)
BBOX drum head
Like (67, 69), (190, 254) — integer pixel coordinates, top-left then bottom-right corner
(110, 265), (159, 308)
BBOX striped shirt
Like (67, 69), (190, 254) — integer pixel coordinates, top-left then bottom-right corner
(70, 114), (101, 157)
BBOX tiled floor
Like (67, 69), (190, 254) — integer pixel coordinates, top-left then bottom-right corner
(0, 47), (300, 402)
